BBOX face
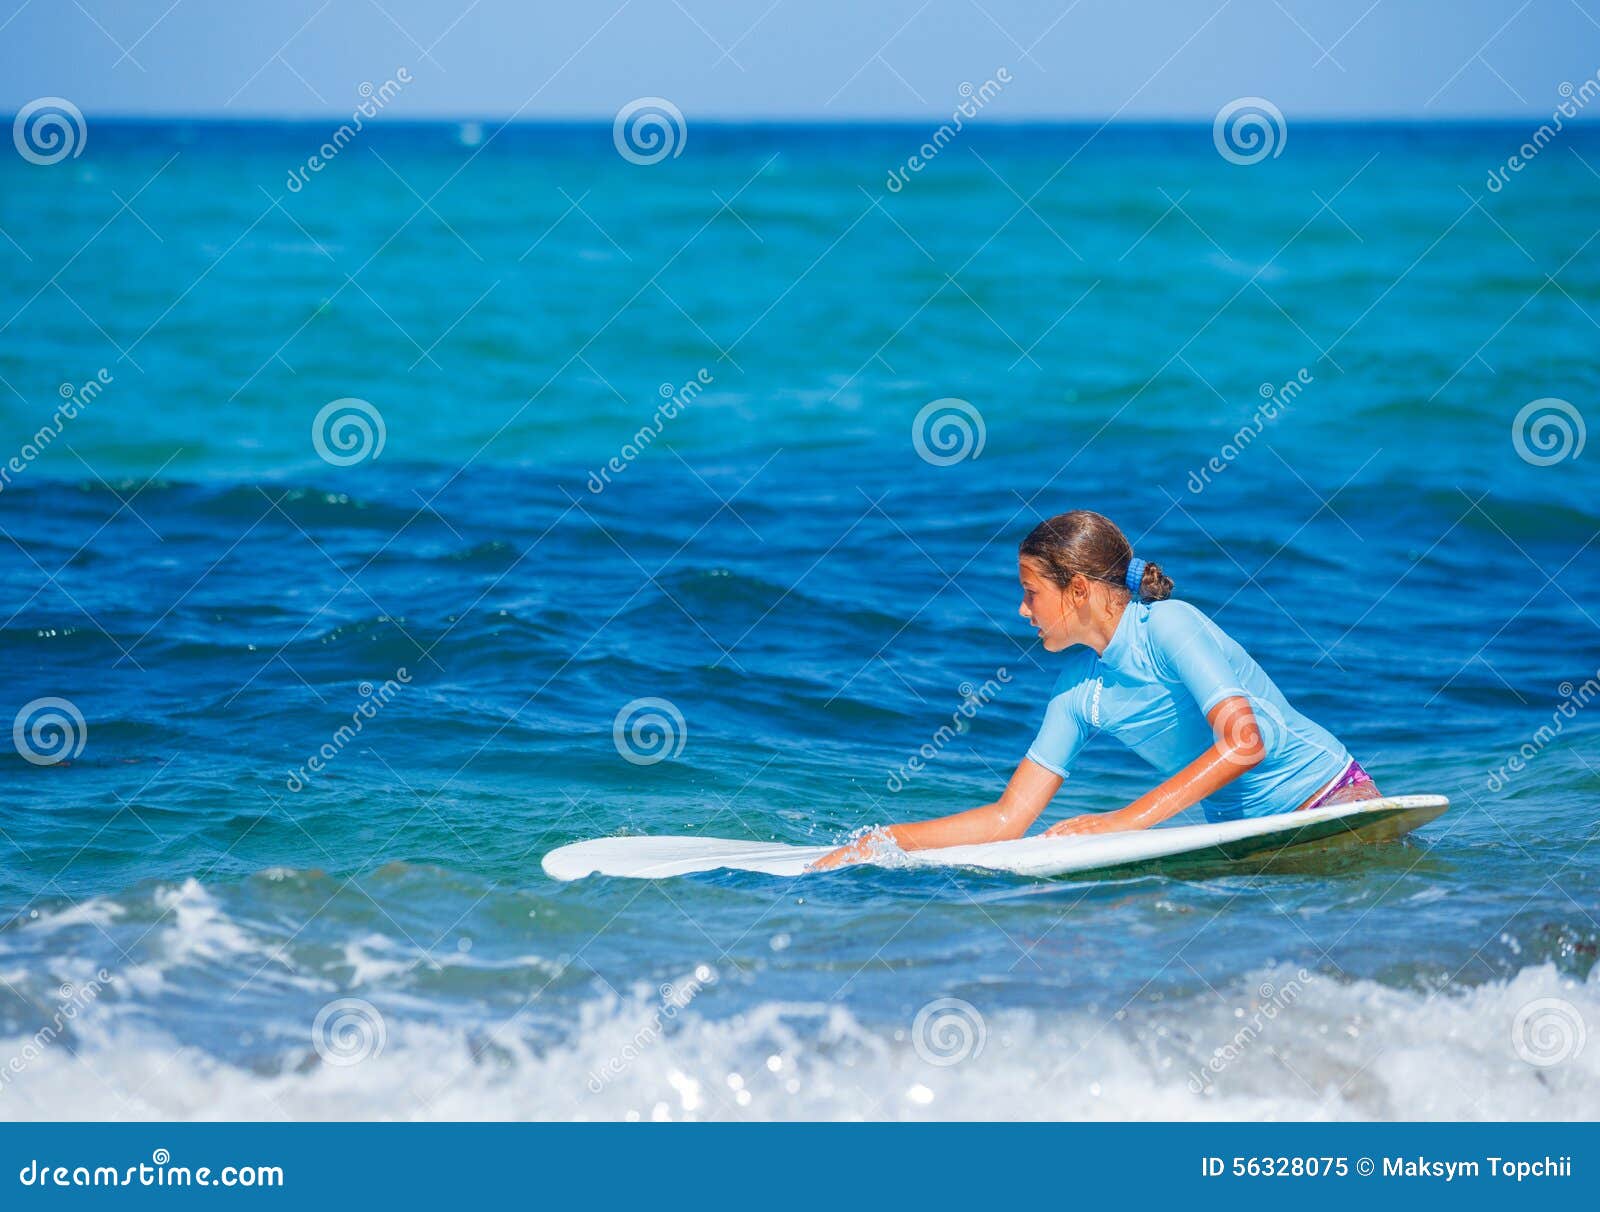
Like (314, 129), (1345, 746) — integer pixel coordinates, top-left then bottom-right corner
(1018, 556), (1076, 651)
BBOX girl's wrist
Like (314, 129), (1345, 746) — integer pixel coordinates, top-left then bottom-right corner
(1121, 802), (1163, 829)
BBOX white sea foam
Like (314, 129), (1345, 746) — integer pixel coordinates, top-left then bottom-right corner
(2, 963), (1594, 1121)
(155, 880), (261, 965)
(338, 933), (564, 986)
(20, 897), (126, 932)
(342, 933), (430, 986)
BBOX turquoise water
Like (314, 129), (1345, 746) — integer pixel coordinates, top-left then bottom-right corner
(1, 120), (1597, 1119)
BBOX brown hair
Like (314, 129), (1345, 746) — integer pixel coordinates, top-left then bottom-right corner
(1019, 510), (1174, 603)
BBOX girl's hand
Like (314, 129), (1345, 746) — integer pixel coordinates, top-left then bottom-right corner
(1042, 809), (1142, 838)
(807, 830), (885, 871)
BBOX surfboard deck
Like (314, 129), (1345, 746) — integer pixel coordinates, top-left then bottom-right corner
(541, 794), (1449, 882)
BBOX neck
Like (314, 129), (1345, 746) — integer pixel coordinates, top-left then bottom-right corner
(1083, 600), (1128, 655)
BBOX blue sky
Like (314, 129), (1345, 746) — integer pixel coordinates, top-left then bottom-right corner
(2, 0), (1598, 119)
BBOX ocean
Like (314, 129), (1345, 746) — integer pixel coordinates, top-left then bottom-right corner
(1, 119), (1596, 1120)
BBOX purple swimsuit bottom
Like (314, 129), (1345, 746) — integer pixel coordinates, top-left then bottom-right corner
(1298, 759), (1382, 811)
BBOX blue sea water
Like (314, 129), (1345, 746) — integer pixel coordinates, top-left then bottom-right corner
(1, 120), (1597, 1120)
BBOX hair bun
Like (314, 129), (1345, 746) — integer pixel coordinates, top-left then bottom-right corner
(1139, 561), (1175, 602)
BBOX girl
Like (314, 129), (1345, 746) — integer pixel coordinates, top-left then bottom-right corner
(811, 510), (1379, 870)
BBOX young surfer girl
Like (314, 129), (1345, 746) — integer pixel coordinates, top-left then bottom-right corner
(811, 510), (1379, 870)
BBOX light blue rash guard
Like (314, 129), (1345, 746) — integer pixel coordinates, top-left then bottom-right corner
(1025, 599), (1350, 822)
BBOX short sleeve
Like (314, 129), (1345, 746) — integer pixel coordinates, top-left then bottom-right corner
(1024, 686), (1087, 778)
(1148, 602), (1247, 715)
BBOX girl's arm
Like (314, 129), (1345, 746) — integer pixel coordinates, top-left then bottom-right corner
(808, 757), (1063, 870)
(1043, 695), (1264, 836)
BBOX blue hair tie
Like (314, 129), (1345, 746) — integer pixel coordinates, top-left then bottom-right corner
(1124, 557), (1147, 597)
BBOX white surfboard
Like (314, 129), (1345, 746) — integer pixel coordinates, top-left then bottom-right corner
(542, 794), (1449, 882)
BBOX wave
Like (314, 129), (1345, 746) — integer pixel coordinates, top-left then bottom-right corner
(2, 961), (1594, 1120)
